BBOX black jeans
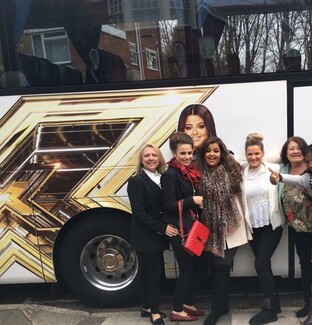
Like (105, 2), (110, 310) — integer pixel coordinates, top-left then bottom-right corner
(290, 227), (312, 300)
(207, 247), (238, 312)
(169, 235), (204, 312)
(137, 251), (164, 314)
(249, 224), (283, 298)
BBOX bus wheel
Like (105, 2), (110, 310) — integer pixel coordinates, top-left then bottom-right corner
(58, 212), (139, 307)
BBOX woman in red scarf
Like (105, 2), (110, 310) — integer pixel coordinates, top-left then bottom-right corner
(161, 132), (204, 322)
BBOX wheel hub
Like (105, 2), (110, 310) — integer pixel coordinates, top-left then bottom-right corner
(98, 248), (124, 273)
(80, 235), (138, 291)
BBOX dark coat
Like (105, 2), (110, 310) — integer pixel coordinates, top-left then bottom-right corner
(127, 171), (168, 253)
(161, 166), (197, 231)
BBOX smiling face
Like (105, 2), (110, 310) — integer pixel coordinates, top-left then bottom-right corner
(246, 145), (264, 169)
(173, 143), (193, 166)
(205, 142), (221, 168)
(141, 146), (159, 172)
(287, 140), (304, 166)
(183, 115), (208, 149)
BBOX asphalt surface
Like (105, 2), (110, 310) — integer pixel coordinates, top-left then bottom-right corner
(0, 294), (308, 324)
(0, 279), (309, 324)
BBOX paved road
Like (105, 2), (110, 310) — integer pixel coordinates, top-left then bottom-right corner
(0, 295), (308, 325)
(0, 303), (307, 324)
(0, 280), (308, 324)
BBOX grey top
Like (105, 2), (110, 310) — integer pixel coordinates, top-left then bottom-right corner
(281, 172), (312, 196)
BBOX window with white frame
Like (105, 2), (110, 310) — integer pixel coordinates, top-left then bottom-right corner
(132, 0), (159, 22)
(32, 29), (71, 64)
(109, 0), (124, 26)
(146, 48), (158, 70)
(129, 43), (139, 66)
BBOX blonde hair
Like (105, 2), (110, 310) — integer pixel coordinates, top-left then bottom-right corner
(245, 132), (264, 151)
(135, 143), (167, 175)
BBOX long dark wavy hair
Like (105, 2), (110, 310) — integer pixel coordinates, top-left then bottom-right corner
(177, 104), (217, 138)
(197, 136), (242, 194)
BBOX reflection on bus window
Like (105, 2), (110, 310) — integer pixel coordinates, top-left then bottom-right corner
(1, 0), (312, 91)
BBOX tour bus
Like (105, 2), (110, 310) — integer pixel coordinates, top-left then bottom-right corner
(0, 0), (311, 307)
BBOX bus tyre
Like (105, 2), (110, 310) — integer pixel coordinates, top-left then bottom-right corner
(58, 212), (140, 307)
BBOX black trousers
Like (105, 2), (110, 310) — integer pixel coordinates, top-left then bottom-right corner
(137, 251), (164, 314)
(208, 247), (238, 312)
(249, 224), (283, 298)
(290, 227), (312, 300)
(169, 235), (204, 312)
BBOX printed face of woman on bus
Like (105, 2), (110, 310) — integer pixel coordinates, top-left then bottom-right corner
(246, 145), (264, 169)
(183, 115), (208, 149)
(205, 143), (221, 168)
(173, 144), (193, 166)
(141, 147), (159, 173)
(287, 141), (304, 166)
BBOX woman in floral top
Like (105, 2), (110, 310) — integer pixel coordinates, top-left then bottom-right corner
(277, 137), (311, 318)
(281, 184), (311, 232)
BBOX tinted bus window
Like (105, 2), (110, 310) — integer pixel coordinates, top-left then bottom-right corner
(0, 0), (312, 91)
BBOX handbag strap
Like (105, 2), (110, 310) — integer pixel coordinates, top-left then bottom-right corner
(178, 199), (198, 240)
(177, 199), (185, 239)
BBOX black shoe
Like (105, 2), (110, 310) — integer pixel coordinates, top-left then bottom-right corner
(249, 309), (277, 325)
(304, 315), (312, 325)
(296, 302), (309, 318)
(141, 308), (151, 317)
(303, 297), (312, 324)
(150, 316), (165, 325)
(204, 308), (229, 325)
(141, 308), (166, 318)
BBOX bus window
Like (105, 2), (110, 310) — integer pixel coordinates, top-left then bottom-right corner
(1, 0), (312, 92)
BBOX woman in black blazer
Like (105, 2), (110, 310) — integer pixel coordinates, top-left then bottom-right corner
(127, 143), (178, 325)
(161, 132), (204, 322)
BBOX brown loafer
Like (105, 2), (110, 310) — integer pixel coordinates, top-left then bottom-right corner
(170, 312), (198, 322)
(183, 306), (205, 316)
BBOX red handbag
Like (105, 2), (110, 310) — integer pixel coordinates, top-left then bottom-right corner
(178, 200), (210, 256)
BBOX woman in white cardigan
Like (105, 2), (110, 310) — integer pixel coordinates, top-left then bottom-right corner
(241, 133), (284, 325)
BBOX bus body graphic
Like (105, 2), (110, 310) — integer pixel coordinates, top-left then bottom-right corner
(0, 0), (311, 307)
(0, 86), (215, 303)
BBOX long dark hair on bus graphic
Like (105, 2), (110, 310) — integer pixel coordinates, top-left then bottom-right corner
(177, 104), (217, 150)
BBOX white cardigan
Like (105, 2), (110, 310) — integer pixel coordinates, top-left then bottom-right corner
(225, 196), (252, 249)
(241, 161), (284, 232)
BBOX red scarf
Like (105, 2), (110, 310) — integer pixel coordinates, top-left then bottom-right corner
(168, 158), (201, 189)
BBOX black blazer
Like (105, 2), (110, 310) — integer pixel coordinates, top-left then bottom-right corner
(161, 166), (197, 231)
(127, 171), (168, 253)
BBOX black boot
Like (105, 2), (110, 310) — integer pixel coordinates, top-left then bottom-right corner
(249, 298), (278, 325)
(204, 309), (229, 325)
(204, 265), (230, 325)
(303, 298), (312, 325)
(297, 297), (310, 318)
(272, 293), (281, 314)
